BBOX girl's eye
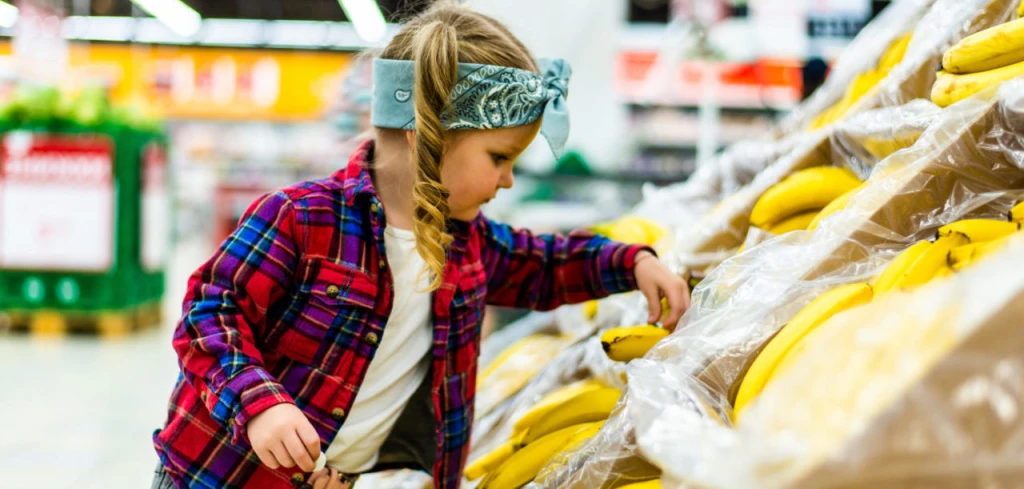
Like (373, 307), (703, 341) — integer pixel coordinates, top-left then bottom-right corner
(491, 154), (510, 164)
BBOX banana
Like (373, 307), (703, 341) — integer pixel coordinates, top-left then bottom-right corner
(583, 300), (599, 320)
(749, 167), (862, 229)
(936, 219), (1020, 242)
(479, 422), (600, 489)
(931, 60), (1024, 107)
(878, 33), (913, 71)
(520, 387), (621, 445)
(948, 235), (1013, 271)
(617, 480), (662, 489)
(764, 210), (819, 235)
(933, 266), (956, 280)
(890, 233), (970, 290)
(533, 421), (605, 484)
(942, 18), (1024, 74)
(511, 379), (605, 437)
(1009, 201), (1024, 222)
(873, 240), (932, 294)
(465, 438), (519, 481)
(733, 283), (873, 420)
(600, 325), (670, 362)
(1019, 0), (1024, 18)
(808, 182), (868, 231)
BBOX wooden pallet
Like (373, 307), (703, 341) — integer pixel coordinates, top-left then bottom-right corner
(0, 302), (163, 338)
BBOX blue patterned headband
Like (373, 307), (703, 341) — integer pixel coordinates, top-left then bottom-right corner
(371, 57), (572, 159)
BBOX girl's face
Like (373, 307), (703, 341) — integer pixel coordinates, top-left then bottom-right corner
(439, 122), (541, 221)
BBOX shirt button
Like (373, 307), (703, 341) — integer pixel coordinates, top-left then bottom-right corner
(326, 285), (340, 298)
(378, 259), (386, 269)
(366, 332), (379, 345)
(370, 203), (379, 214)
(291, 473), (305, 486)
(331, 407), (346, 421)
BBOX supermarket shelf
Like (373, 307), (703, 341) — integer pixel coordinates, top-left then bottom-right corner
(627, 101), (792, 114)
(513, 167), (691, 185)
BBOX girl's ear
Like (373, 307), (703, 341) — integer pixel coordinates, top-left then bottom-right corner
(404, 130), (416, 147)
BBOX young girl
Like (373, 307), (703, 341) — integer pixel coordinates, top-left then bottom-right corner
(152, 4), (689, 489)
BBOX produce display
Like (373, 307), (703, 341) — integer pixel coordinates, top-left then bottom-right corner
(467, 0), (1024, 487)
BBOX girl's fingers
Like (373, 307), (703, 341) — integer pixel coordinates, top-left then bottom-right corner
(662, 281), (688, 330)
(284, 430), (316, 472)
(270, 440), (297, 469)
(255, 446), (281, 470)
(640, 282), (662, 324)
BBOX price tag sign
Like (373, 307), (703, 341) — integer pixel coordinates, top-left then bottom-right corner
(0, 131), (115, 271)
(141, 141), (169, 272)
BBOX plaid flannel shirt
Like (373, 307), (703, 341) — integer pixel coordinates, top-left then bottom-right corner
(153, 140), (651, 489)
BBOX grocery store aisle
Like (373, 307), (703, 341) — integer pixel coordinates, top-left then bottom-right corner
(0, 239), (209, 489)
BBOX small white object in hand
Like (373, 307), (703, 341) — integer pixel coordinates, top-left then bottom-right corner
(315, 452), (327, 471)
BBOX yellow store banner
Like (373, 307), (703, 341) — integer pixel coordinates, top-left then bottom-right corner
(1, 42), (353, 121)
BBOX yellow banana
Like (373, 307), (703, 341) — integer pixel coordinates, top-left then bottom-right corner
(931, 60), (1024, 107)
(873, 240), (933, 294)
(583, 300), (599, 320)
(600, 325), (670, 362)
(948, 235), (1013, 271)
(890, 233), (970, 290)
(749, 167), (862, 228)
(942, 18), (1024, 74)
(511, 379), (605, 436)
(1009, 201), (1024, 222)
(521, 387), (621, 445)
(764, 210), (819, 235)
(936, 219), (1020, 242)
(933, 266), (956, 280)
(617, 480), (662, 489)
(879, 33), (913, 71)
(465, 438), (519, 481)
(480, 422), (599, 489)
(808, 182), (868, 231)
(733, 283), (873, 420)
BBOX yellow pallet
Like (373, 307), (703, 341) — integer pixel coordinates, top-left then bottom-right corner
(1, 304), (162, 339)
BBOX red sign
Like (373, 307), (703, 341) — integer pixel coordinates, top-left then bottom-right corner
(1, 133), (114, 184)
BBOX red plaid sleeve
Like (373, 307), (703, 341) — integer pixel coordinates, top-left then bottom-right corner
(474, 215), (653, 310)
(174, 191), (301, 445)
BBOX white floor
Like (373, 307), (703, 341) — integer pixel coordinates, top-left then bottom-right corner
(0, 238), (203, 489)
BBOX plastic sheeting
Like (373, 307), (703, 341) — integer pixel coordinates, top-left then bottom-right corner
(530, 75), (1024, 489)
(669, 0), (1019, 273)
(647, 235), (1024, 489)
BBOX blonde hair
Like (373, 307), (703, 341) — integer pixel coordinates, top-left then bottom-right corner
(378, 3), (537, 291)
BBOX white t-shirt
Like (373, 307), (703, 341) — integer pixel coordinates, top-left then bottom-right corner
(325, 226), (433, 473)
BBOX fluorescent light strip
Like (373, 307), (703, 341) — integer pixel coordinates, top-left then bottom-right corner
(130, 0), (202, 37)
(338, 0), (386, 43)
(0, 1), (17, 29)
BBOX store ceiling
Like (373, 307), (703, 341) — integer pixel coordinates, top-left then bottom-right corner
(74, 0), (431, 21)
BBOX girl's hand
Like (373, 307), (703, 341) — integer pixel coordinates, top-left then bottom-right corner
(247, 404), (321, 472)
(633, 251), (690, 330)
(307, 468), (354, 489)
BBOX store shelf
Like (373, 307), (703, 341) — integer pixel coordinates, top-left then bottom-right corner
(513, 167), (692, 186)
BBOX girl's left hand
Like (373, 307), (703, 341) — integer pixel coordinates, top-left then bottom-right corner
(306, 468), (353, 489)
(633, 251), (690, 330)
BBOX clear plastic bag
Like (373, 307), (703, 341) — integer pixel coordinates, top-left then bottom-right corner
(532, 76), (1024, 489)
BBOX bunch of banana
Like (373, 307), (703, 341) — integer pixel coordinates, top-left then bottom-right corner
(873, 233), (969, 293)
(941, 216), (1023, 272)
(932, 17), (1024, 107)
(476, 334), (570, 417)
(1009, 200), (1024, 222)
(590, 216), (668, 247)
(809, 33), (912, 130)
(749, 166), (863, 231)
(600, 325), (670, 362)
(478, 421), (604, 489)
(467, 383), (620, 485)
(733, 283), (874, 420)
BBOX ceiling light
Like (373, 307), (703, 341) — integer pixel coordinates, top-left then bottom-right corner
(130, 0), (201, 37)
(338, 0), (386, 43)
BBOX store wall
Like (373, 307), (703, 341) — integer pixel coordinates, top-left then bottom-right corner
(469, 0), (631, 172)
